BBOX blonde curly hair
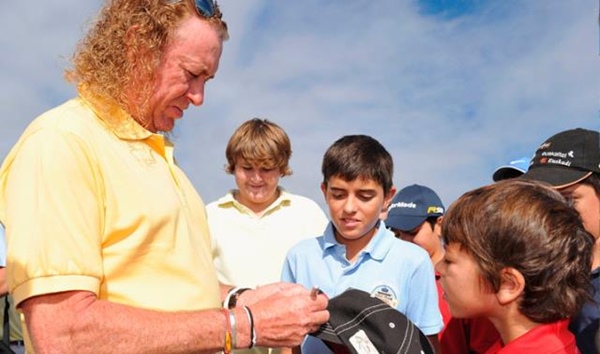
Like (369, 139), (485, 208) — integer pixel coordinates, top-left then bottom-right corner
(66, 0), (228, 119)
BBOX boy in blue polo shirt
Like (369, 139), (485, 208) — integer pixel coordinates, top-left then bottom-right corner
(281, 135), (442, 353)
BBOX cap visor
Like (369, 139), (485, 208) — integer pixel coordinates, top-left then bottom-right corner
(522, 166), (591, 189)
(386, 215), (426, 232)
(493, 167), (525, 182)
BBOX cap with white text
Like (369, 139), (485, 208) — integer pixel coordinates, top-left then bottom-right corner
(522, 128), (600, 188)
(385, 184), (444, 232)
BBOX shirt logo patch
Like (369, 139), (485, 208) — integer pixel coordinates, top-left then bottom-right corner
(371, 285), (398, 308)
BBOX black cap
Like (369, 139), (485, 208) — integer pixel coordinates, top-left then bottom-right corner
(522, 128), (600, 188)
(310, 289), (434, 354)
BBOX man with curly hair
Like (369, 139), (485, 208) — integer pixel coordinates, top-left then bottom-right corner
(0, 1), (328, 353)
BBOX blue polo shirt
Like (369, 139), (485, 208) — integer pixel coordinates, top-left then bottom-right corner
(281, 221), (443, 353)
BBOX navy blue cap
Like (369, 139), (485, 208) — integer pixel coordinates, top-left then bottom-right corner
(522, 128), (600, 188)
(386, 184), (444, 232)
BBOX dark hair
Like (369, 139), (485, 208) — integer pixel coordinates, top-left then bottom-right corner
(442, 179), (593, 323)
(424, 217), (439, 231)
(321, 135), (394, 194)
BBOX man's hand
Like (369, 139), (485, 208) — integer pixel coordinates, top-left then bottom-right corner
(242, 283), (329, 348)
(237, 282), (302, 306)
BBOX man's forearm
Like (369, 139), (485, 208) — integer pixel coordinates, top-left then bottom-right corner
(21, 283), (329, 353)
(22, 291), (252, 354)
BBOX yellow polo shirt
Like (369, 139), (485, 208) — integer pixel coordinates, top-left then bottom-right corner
(0, 93), (220, 312)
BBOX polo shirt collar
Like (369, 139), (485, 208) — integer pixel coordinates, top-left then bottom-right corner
(78, 85), (156, 141)
(322, 220), (394, 261)
(216, 187), (292, 212)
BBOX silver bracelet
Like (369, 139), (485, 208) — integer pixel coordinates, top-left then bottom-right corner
(242, 305), (256, 348)
(229, 309), (237, 349)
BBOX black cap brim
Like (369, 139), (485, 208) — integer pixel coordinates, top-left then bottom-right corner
(522, 166), (592, 189)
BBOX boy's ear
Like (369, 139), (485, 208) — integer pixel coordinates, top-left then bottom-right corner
(320, 182), (327, 197)
(434, 216), (444, 238)
(496, 267), (525, 305)
(383, 186), (397, 210)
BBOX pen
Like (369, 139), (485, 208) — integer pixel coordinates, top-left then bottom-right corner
(310, 286), (320, 299)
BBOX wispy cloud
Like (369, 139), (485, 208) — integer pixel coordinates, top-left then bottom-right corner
(1, 0), (598, 209)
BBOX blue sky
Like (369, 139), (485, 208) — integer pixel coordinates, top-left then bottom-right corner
(1, 1), (598, 211)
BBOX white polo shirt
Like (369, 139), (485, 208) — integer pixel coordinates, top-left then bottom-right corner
(208, 189), (328, 287)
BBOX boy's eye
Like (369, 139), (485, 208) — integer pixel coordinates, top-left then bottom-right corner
(357, 194), (375, 201)
(260, 167), (276, 173)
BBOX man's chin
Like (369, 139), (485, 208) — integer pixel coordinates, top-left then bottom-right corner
(155, 119), (177, 133)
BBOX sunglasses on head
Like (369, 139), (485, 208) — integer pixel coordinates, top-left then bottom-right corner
(193, 0), (219, 17)
(169, 0), (221, 18)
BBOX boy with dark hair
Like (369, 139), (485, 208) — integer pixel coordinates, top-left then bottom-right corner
(386, 184), (445, 265)
(438, 179), (593, 353)
(386, 184), (500, 353)
(282, 135), (442, 353)
(522, 127), (600, 353)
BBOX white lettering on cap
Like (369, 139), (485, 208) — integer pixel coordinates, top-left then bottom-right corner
(547, 158), (572, 167)
(541, 151), (569, 159)
(389, 202), (417, 209)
